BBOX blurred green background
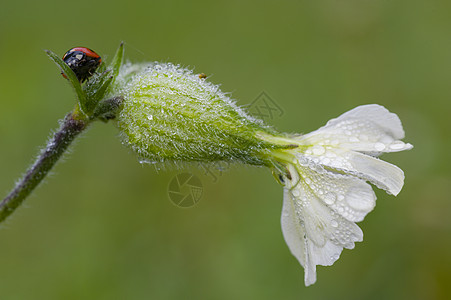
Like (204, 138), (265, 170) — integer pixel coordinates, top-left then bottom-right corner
(0, 0), (450, 299)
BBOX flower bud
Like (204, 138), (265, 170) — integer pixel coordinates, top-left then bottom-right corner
(114, 62), (285, 165)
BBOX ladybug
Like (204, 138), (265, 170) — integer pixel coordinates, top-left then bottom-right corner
(62, 47), (102, 83)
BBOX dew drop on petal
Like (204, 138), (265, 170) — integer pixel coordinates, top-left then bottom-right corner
(389, 141), (406, 150)
(330, 253), (340, 261)
(312, 145), (325, 156)
(374, 142), (386, 151)
(324, 193), (336, 205)
(331, 220), (338, 228)
(321, 157), (330, 165)
(326, 151), (336, 158)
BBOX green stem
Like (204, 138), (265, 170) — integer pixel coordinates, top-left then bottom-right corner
(0, 110), (90, 223)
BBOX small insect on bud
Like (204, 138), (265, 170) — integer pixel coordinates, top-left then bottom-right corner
(61, 47), (102, 82)
(198, 73), (207, 79)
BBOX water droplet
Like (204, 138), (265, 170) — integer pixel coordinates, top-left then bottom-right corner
(331, 220), (338, 228)
(147, 115), (153, 120)
(349, 137), (359, 143)
(374, 142), (386, 151)
(330, 253), (340, 261)
(326, 151), (336, 158)
(324, 193), (336, 205)
(389, 141), (406, 150)
(292, 189), (300, 197)
(312, 145), (325, 155)
(321, 157), (330, 165)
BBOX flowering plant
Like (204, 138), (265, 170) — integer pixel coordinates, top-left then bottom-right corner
(0, 43), (412, 286)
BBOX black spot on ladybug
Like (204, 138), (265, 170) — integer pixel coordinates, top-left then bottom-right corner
(62, 47), (102, 83)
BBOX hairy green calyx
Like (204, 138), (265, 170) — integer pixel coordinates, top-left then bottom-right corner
(115, 63), (290, 166)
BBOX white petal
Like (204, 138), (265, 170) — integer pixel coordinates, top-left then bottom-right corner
(322, 104), (406, 139)
(281, 163), (365, 286)
(294, 155), (377, 222)
(281, 188), (311, 282)
(300, 148), (405, 195)
(300, 104), (413, 155)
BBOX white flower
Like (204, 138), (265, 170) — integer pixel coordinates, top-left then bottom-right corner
(279, 104), (413, 286)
